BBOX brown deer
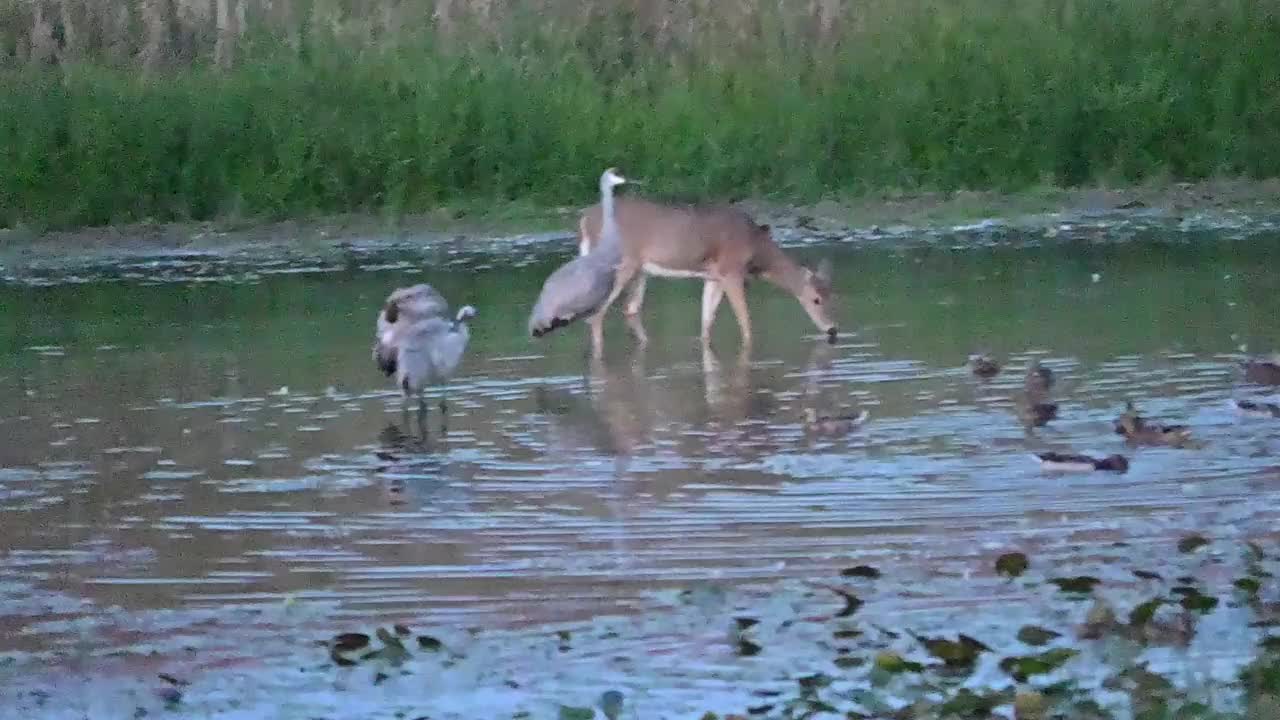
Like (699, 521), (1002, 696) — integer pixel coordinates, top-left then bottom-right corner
(578, 197), (837, 348)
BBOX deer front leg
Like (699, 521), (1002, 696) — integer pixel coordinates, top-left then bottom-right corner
(587, 261), (641, 356)
(719, 275), (753, 348)
(701, 280), (725, 341)
(624, 274), (648, 316)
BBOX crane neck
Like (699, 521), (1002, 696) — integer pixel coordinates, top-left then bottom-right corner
(599, 181), (621, 249)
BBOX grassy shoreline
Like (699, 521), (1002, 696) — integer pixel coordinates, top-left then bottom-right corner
(3, 0), (1279, 231)
(3, 178), (1280, 270)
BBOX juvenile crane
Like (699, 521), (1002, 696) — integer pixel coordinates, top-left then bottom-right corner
(373, 283), (476, 431)
(575, 190), (837, 347)
(528, 168), (629, 353)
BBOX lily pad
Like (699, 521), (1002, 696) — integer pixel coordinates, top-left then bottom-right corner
(873, 650), (924, 674)
(1178, 534), (1210, 553)
(737, 639), (763, 657)
(1017, 626), (1062, 646)
(1014, 690), (1048, 720)
(558, 706), (595, 720)
(996, 552), (1030, 578)
(1000, 648), (1079, 682)
(1129, 598), (1164, 627)
(1050, 576), (1102, 593)
(841, 565), (881, 579)
(797, 673), (834, 692)
(915, 633), (990, 669)
(1179, 591), (1219, 613)
(938, 689), (1005, 717)
(1236, 578), (1262, 595)
(416, 635), (443, 652)
(1133, 570), (1163, 581)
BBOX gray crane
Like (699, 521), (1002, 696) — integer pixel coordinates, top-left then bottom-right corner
(372, 283), (476, 434)
(528, 168), (628, 353)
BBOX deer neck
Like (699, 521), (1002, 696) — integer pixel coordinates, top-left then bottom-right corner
(758, 243), (808, 298)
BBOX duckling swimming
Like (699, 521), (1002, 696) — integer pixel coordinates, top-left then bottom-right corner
(1113, 401), (1194, 447)
(1233, 399), (1280, 418)
(969, 353), (1001, 379)
(1018, 401), (1060, 428)
(1034, 452), (1130, 473)
(1242, 356), (1280, 385)
(1024, 359), (1054, 397)
(803, 407), (870, 435)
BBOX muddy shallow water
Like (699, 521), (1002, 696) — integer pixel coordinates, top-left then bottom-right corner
(2, 223), (1280, 715)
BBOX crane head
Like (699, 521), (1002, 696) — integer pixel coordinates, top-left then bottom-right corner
(601, 167), (629, 188)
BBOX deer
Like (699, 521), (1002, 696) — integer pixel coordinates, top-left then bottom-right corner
(576, 197), (838, 350)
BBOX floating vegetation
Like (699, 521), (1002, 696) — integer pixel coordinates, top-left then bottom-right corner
(999, 648), (1080, 682)
(996, 552), (1031, 578)
(1050, 576), (1103, 594)
(840, 565), (881, 580)
(1017, 626), (1062, 647)
(1177, 534), (1211, 553)
(416, 635), (443, 652)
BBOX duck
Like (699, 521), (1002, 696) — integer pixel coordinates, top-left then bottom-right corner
(1024, 359), (1054, 397)
(1018, 400), (1060, 428)
(803, 407), (870, 435)
(1034, 452), (1130, 473)
(1242, 356), (1280, 386)
(1233, 399), (1280, 418)
(969, 353), (1001, 379)
(1113, 402), (1194, 447)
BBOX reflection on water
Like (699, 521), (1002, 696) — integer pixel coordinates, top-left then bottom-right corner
(2, 232), (1280, 661)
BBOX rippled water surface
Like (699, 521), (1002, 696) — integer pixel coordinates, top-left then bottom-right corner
(3, 227), (1280, 674)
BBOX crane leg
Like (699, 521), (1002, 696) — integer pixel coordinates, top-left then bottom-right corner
(416, 390), (428, 440)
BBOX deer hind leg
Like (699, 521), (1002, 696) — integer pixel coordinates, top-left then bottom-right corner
(701, 280), (725, 341)
(719, 275), (753, 347)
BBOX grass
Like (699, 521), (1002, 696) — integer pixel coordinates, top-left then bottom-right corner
(2, 0), (1280, 230)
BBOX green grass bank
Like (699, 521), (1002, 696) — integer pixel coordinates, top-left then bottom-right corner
(2, 0), (1279, 230)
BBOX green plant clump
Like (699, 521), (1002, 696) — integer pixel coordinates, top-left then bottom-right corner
(2, 0), (1279, 229)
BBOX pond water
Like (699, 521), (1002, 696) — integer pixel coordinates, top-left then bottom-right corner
(2, 224), (1280, 705)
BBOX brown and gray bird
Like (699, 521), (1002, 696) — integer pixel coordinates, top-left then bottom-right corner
(1242, 356), (1280, 385)
(373, 283), (476, 431)
(969, 353), (1001, 378)
(1024, 359), (1054, 396)
(1034, 452), (1129, 473)
(528, 168), (628, 340)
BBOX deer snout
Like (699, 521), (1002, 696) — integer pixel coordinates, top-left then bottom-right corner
(826, 326), (838, 344)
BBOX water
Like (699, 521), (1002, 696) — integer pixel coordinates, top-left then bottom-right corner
(2, 228), (1280, 710)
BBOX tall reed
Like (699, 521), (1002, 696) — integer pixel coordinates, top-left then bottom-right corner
(2, 0), (1278, 229)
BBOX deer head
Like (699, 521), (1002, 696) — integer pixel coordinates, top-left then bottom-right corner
(797, 258), (837, 342)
